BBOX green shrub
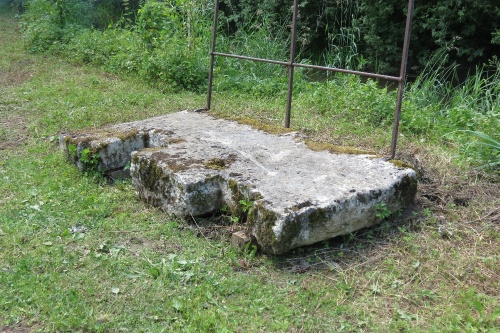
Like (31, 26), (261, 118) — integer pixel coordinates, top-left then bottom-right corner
(139, 40), (207, 92)
(20, 0), (64, 52)
(136, 0), (177, 46)
(20, 0), (94, 52)
(132, 0), (210, 91)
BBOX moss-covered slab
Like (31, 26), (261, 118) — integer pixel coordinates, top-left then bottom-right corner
(61, 111), (417, 255)
(59, 118), (185, 173)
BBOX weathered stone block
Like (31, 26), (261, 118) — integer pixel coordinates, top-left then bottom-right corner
(60, 111), (417, 255)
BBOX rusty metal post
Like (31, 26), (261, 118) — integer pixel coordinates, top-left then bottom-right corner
(285, 0), (300, 128)
(206, 0), (220, 110)
(390, 0), (415, 158)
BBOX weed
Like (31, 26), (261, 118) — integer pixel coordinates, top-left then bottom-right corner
(374, 202), (391, 220)
(219, 199), (253, 224)
(241, 242), (258, 264)
(239, 199), (253, 213)
(460, 130), (500, 170)
(67, 143), (77, 158)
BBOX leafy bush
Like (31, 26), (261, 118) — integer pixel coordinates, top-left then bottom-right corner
(64, 29), (123, 65)
(139, 40), (208, 92)
(20, 0), (94, 52)
(20, 0), (65, 52)
(136, 0), (178, 46)
(133, 0), (210, 91)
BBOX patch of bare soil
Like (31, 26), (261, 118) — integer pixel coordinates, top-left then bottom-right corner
(0, 60), (34, 87)
(397, 147), (499, 211)
(419, 179), (500, 212)
(0, 115), (29, 150)
(0, 325), (35, 333)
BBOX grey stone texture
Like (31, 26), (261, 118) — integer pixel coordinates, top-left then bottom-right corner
(60, 111), (417, 254)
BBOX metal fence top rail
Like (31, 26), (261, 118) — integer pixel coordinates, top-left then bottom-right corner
(205, 0), (415, 158)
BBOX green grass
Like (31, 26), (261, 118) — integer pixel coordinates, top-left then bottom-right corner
(1, 6), (499, 332)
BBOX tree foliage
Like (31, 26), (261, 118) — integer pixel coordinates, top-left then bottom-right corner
(220, 0), (500, 75)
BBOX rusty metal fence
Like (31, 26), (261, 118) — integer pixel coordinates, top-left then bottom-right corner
(205, 0), (415, 158)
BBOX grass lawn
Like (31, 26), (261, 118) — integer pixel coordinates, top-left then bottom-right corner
(1, 5), (499, 332)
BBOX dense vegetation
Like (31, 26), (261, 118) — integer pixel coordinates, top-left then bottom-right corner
(0, 2), (499, 332)
(8, 0), (498, 171)
(220, 0), (500, 75)
(10, 0), (500, 74)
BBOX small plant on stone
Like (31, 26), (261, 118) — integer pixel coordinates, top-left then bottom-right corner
(219, 200), (254, 224)
(238, 199), (254, 223)
(374, 202), (391, 220)
(67, 143), (77, 159)
(80, 148), (99, 169)
(219, 205), (239, 224)
(79, 147), (103, 178)
(239, 199), (254, 213)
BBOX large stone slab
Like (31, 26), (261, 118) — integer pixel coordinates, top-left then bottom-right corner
(60, 111), (417, 255)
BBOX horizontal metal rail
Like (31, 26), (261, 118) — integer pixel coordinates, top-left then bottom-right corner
(213, 51), (403, 82)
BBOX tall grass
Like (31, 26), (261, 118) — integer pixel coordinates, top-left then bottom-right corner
(214, 12), (293, 96)
(323, 26), (365, 71)
(321, 0), (365, 71)
(461, 131), (500, 170)
(401, 53), (499, 169)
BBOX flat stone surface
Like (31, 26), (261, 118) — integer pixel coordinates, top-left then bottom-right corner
(60, 111), (417, 254)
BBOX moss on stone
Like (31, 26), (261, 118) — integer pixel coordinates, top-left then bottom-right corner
(307, 208), (328, 227)
(149, 151), (202, 172)
(135, 156), (169, 191)
(62, 128), (149, 175)
(286, 200), (313, 212)
(168, 137), (186, 144)
(131, 153), (139, 164)
(393, 174), (418, 206)
(225, 179), (243, 217)
(204, 158), (230, 170)
(185, 175), (225, 216)
(249, 202), (279, 253)
(305, 140), (376, 155)
(65, 128), (140, 146)
(356, 192), (369, 204)
(389, 159), (414, 170)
